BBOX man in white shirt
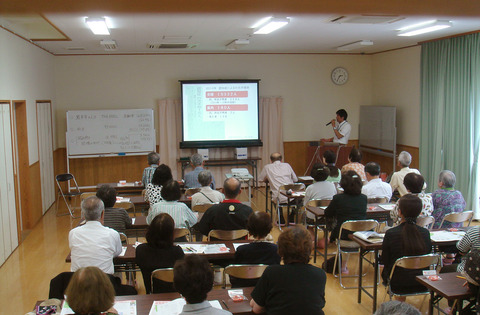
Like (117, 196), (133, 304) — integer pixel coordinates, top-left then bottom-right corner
(259, 152), (298, 224)
(191, 170), (224, 209)
(321, 109), (351, 145)
(361, 162), (392, 200)
(69, 196), (122, 274)
(390, 151), (424, 197)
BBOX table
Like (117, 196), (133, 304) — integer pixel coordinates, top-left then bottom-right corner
(180, 157), (261, 187)
(37, 287), (254, 315)
(416, 272), (473, 315)
(97, 182), (144, 194)
(128, 194), (192, 209)
(353, 228), (471, 312)
(66, 240), (252, 263)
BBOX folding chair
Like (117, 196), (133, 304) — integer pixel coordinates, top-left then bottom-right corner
(80, 192), (96, 201)
(416, 215), (435, 230)
(185, 188), (201, 197)
(174, 228), (191, 242)
(192, 203), (214, 213)
(223, 264), (267, 288)
(333, 219), (379, 289)
(439, 211), (473, 228)
(150, 268), (174, 294)
(367, 197), (389, 204)
(385, 254), (441, 302)
(55, 173), (82, 218)
(303, 199), (331, 225)
(207, 229), (249, 241)
(274, 183), (305, 229)
(115, 200), (136, 217)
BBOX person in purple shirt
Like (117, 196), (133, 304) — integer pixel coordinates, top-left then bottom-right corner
(431, 170), (466, 229)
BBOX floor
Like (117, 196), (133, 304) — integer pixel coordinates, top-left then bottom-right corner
(2, 187), (447, 315)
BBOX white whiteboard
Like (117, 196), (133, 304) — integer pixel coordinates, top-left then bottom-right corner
(67, 109), (155, 156)
(359, 106), (396, 152)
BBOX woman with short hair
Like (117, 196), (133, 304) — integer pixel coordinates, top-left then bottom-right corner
(431, 170), (466, 229)
(136, 213), (184, 294)
(341, 148), (366, 181)
(303, 163), (337, 222)
(250, 226), (326, 314)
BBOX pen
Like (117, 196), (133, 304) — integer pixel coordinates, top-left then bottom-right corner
(456, 275), (466, 280)
(221, 300), (229, 310)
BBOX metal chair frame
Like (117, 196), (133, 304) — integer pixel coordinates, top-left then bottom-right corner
(333, 219), (379, 289)
(174, 228), (192, 242)
(274, 183), (306, 230)
(185, 188), (201, 197)
(192, 203), (214, 213)
(115, 200), (136, 217)
(416, 215), (435, 230)
(55, 173), (82, 218)
(150, 268), (174, 294)
(223, 264), (267, 288)
(439, 211), (473, 228)
(207, 229), (249, 241)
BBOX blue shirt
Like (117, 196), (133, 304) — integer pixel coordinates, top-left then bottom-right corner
(184, 166), (215, 189)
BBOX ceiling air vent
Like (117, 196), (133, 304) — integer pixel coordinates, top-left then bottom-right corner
(66, 47), (86, 51)
(100, 40), (117, 51)
(330, 15), (403, 24)
(147, 43), (192, 49)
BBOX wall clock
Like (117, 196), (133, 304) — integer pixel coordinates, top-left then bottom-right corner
(331, 67), (348, 85)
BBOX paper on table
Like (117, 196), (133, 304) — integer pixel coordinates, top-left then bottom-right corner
(378, 204), (395, 211)
(233, 243), (248, 250)
(60, 299), (136, 315)
(179, 243), (206, 254)
(430, 230), (466, 242)
(292, 191), (306, 197)
(353, 231), (385, 243)
(204, 244), (230, 254)
(116, 196), (131, 202)
(131, 218), (136, 224)
(298, 176), (314, 181)
(149, 298), (223, 315)
(60, 301), (74, 315)
(119, 246), (127, 256)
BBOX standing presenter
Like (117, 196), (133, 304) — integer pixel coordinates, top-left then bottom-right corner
(320, 109), (351, 145)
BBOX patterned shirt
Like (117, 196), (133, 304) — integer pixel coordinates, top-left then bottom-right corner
(145, 183), (163, 204)
(431, 189), (466, 229)
(146, 200), (198, 228)
(341, 162), (366, 181)
(457, 226), (480, 272)
(390, 192), (433, 226)
(142, 164), (158, 187)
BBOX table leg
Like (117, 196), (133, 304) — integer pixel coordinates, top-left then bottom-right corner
(314, 217), (318, 263)
(429, 291), (434, 315)
(323, 226), (328, 267)
(373, 249), (379, 312)
(358, 248), (363, 304)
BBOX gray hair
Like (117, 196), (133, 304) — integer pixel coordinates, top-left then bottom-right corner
(374, 301), (421, 315)
(398, 151), (412, 167)
(190, 153), (203, 166)
(81, 196), (104, 221)
(439, 170), (456, 188)
(198, 170), (212, 187)
(147, 152), (160, 165)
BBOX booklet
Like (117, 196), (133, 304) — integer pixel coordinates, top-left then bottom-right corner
(61, 300), (137, 315)
(148, 298), (222, 315)
(430, 230), (466, 242)
(353, 231), (385, 243)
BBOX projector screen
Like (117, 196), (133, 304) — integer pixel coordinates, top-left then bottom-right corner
(180, 79), (262, 148)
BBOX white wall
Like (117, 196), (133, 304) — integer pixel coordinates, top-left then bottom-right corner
(0, 28), (56, 164)
(54, 54), (373, 146)
(371, 46), (421, 147)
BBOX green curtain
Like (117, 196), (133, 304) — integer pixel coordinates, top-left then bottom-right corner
(420, 32), (480, 217)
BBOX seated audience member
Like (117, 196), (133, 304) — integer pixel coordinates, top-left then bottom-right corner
(390, 151), (424, 197)
(136, 213), (185, 294)
(174, 254), (232, 315)
(374, 301), (421, 315)
(323, 150), (341, 183)
(456, 225), (480, 272)
(232, 212), (281, 287)
(185, 153), (215, 189)
(193, 177), (253, 236)
(259, 152), (298, 224)
(144, 164), (173, 204)
(341, 148), (366, 181)
(431, 170), (466, 229)
(250, 226), (326, 314)
(303, 163), (337, 222)
(146, 180), (197, 229)
(142, 151), (160, 187)
(390, 173), (433, 226)
(65, 266), (118, 315)
(325, 170), (367, 273)
(381, 195), (432, 300)
(191, 170), (225, 209)
(96, 184), (132, 234)
(69, 197), (122, 275)
(361, 162), (393, 200)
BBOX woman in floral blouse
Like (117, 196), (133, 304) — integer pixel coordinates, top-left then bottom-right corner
(431, 170), (466, 229)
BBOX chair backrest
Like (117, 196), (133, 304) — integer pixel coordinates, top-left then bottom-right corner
(223, 264), (268, 287)
(306, 199), (331, 207)
(367, 197), (389, 204)
(185, 188), (201, 197)
(416, 216), (435, 230)
(151, 268), (174, 294)
(339, 219), (379, 235)
(389, 254), (441, 281)
(55, 173), (75, 182)
(192, 203), (214, 213)
(119, 232), (128, 244)
(207, 229), (249, 241)
(174, 228), (191, 241)
(114, 201), (135, 211)
(279, 183), (305, 192)
(55, 173), (80, 192)
(80, 192), (96, 201)
(440, 211), (473, 228)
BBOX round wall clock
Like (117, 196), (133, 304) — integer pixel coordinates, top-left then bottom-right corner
(331, 67), (348, 85)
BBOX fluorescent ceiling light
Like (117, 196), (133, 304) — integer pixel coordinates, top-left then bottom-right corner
(397, 20), (452, 36)
(254, 17), (290, 34)
(85, 17), (110, 35)
(337, 40), (373, 51)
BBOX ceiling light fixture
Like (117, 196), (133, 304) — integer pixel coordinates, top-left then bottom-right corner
(85, 17), (110, 35)
(397, 20), (452, 36)
(337, 40), (373, 51)
(253, 17), (290, 35)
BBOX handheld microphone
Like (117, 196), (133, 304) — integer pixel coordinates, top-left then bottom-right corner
(326, 121), (332, 126)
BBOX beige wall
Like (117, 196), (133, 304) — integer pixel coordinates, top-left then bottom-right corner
(0, 28), (56, 164)
(54, 54), (373, 146)
(371, 46), (421, 147)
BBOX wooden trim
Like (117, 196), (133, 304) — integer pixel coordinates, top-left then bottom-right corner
(29, 14), (71, 41)
(0, 25), (55, 55)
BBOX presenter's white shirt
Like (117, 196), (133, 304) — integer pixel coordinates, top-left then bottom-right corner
(333, 120), (351, 144)
(69, 221), (122, 274)
(361, 178), (393, 200)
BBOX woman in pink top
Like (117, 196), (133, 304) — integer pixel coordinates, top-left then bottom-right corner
(341, 148), (366, 181)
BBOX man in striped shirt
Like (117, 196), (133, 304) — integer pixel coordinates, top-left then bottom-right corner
(96, 185), (132, 234)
